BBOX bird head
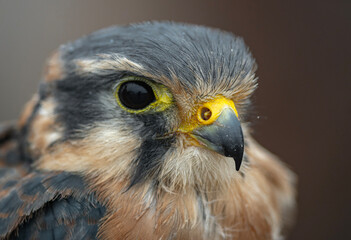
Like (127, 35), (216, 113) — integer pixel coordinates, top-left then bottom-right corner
(20, 22), (257, 192)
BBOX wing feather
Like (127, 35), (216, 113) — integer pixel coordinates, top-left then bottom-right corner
(0, 170), (105, 239)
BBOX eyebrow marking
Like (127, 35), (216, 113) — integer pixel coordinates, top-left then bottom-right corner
(74, 54), (145, 76)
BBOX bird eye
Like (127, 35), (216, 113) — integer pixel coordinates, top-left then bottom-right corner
(118, 81), (156, 110)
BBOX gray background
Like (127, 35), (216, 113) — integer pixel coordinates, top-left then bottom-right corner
(0, 1), (350, 239)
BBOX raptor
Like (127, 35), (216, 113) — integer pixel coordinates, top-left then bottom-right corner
(0, 22), (296, 240)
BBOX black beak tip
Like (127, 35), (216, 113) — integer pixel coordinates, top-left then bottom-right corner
(225, 144), (244, 171)
(234, 156), (243, 171)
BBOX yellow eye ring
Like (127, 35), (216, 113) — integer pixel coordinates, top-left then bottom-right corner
(115, 77), (173, 114)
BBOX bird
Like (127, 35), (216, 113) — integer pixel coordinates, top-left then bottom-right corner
(0, 22), (296, 240)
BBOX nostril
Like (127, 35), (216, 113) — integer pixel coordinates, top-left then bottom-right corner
(200, 107), (212, 121)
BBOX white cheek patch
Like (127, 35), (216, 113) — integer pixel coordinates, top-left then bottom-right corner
(45, 132), (61, 145)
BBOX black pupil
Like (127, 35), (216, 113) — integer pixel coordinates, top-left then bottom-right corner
(118, 81), (156, 110)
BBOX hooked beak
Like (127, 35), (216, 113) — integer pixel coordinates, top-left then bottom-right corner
(178, 97), (244, 171)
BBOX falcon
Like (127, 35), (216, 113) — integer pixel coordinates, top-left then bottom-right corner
(0, 22), (296, 240)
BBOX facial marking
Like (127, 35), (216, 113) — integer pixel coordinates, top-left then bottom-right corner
(74, 54), (145, 76)
(27, 97), (62, 158)
(36, 124), (141, 182)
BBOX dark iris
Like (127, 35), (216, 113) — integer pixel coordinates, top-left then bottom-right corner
(118, 81), (156, 110)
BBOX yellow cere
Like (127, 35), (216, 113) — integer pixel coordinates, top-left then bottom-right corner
(178, 96), (238, 133)
(115, 77), (173, 114)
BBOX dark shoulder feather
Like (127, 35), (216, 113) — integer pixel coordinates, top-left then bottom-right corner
(0, 171), (105, 240)
(0, 122), (23, 168)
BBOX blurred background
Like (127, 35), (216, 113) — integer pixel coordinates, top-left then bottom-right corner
(0, 1), (350, 239)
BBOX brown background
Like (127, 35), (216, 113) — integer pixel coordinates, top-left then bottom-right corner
(0, 1), (350, 239)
